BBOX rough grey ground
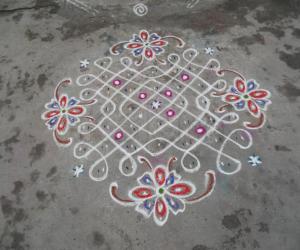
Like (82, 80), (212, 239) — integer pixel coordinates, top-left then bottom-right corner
(0, 0), (300, 249)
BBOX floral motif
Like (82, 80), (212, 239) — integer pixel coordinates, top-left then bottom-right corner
(110, 156), (216, 226)
(41, 79), (95, 146)
(110, 29), (185, 65)
(125, 30), (167, 61)
(223, 78), (271, 118)
(42, 95), (85, 134)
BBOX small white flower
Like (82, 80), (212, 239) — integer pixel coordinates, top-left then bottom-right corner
(73, 164), (84, 177)
(204, 47), (214, 56)
(151, 100), (162, 110)
(80, 59), (90, 69)
(248, 155), (262, 167)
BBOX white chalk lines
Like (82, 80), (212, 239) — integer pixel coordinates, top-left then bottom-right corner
(73, 48), (253, 181)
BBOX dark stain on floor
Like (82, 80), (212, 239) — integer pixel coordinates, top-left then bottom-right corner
(259, 26), (285, 39)
(37, 73), (48, 90)
(29, 142), (46, 165)
(276, 81), (300, 102)
(192, 244), (214, 250)
(0, 128), (20, 153)
(274, 145), (292, 152)
(233, 33), (265, 55)
(46, 166), (57, 178)
(25, 29), (39, 41)
(222, 213), (242, 230)
(93, 231), (105, 246)
(279, 51), (300, 70)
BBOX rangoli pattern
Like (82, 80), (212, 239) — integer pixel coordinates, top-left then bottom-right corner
(41, 30), (272, 226)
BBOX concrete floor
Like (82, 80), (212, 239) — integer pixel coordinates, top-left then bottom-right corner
(0, 0), (300, 249)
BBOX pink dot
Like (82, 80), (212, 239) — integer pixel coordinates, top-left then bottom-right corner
(138, 92), (147, 100)
(181, 73), (190, 82)
(195, 125), (206, 135)
(114, 131), (124, 140)
(166, 109), (176, 117)
(112, 79), (122, 87)
(164, 89), (173, 98)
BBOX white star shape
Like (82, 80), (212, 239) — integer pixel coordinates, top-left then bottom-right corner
(248, 155), (262, 167)
(204, 47), (214, 56)
(73, 164), (84, 177)
(80, 59), (90, 69)
(151, 100), (162, 110)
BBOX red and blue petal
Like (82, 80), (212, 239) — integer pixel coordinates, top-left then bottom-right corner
(129, 186), (155, 200)
(224, 94), (241, 103)
(167, 181), (195, 198)
(154, 197), (169, 226)
(154, 167), (166, 186)
(68, 106), (85, 116)
(150, 40), (167, 47)
(43, 110), (60, 120)
(164, 194), (185, 215)
(126, 43), (144, 49)
(59, 95), (68, 108)
(67, 115), (79, 125)
(139, 30), (149, 42)
(144, 48), (155, 60)
(247, 100), (260, 117)
(151, 46), (164, 55)
(249, 89), (270, 99)
(234, 79), (246, 93)
(56, 116), (69, 135)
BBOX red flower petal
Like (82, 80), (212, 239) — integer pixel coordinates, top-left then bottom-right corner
(168, 183), (193, 196)
(249, 90), (269, 99)
(140, 30), (149, 42)
(154, 167), (166, 186)
(247, 100), (260, 116)
(151, 40), (167, 47)
(235, 79), (246, 93)
(155, 197), (168, 223)
(126, 43), (143, 49)
(225, 94), (240, 103)
(57, 116), (68, 133)
(68, 106), (84, 115)
(44, 110), (60, 119)
(144, 48), (154, 59)
(131, 187), (154, 199)
(60, 95), (68, 108)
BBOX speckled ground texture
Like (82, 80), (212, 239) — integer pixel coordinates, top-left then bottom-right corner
(0, 0), (300, 249)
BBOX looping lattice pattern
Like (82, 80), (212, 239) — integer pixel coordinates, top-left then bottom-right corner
(41, 30), (272, 226)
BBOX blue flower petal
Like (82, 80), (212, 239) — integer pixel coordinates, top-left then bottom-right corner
(133, 34), (143, 43)
(255, 99), (268, 108)
(133, 48), (144, 56)
(149, 33), (160, 41)
(247, 80), (257, 92)
(68, 98), (78, 107)
(152, 46), (163, 54)
(165, 173), (175, 187)
(230, 86), (240, 95)
(48, 116), (59, 128)
(48, 101), (60, 109)
(68, 115), (78, 124)
(235, 100), (245, 109)
(138, 173), (154, 186)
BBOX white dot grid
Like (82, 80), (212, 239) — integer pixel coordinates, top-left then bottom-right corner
(73, 48), (253, 181)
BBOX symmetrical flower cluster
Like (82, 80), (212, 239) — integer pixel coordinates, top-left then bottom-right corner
(223, 78), (271, 118)
(110, 157), (215, 226)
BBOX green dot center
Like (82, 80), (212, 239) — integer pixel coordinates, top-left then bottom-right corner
(243, 94), (249, 99)
(159, 188), (164, 194)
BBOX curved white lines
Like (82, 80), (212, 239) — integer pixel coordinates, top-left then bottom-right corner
(72, 48), (254, 181)
(133, 3), (148, 16)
